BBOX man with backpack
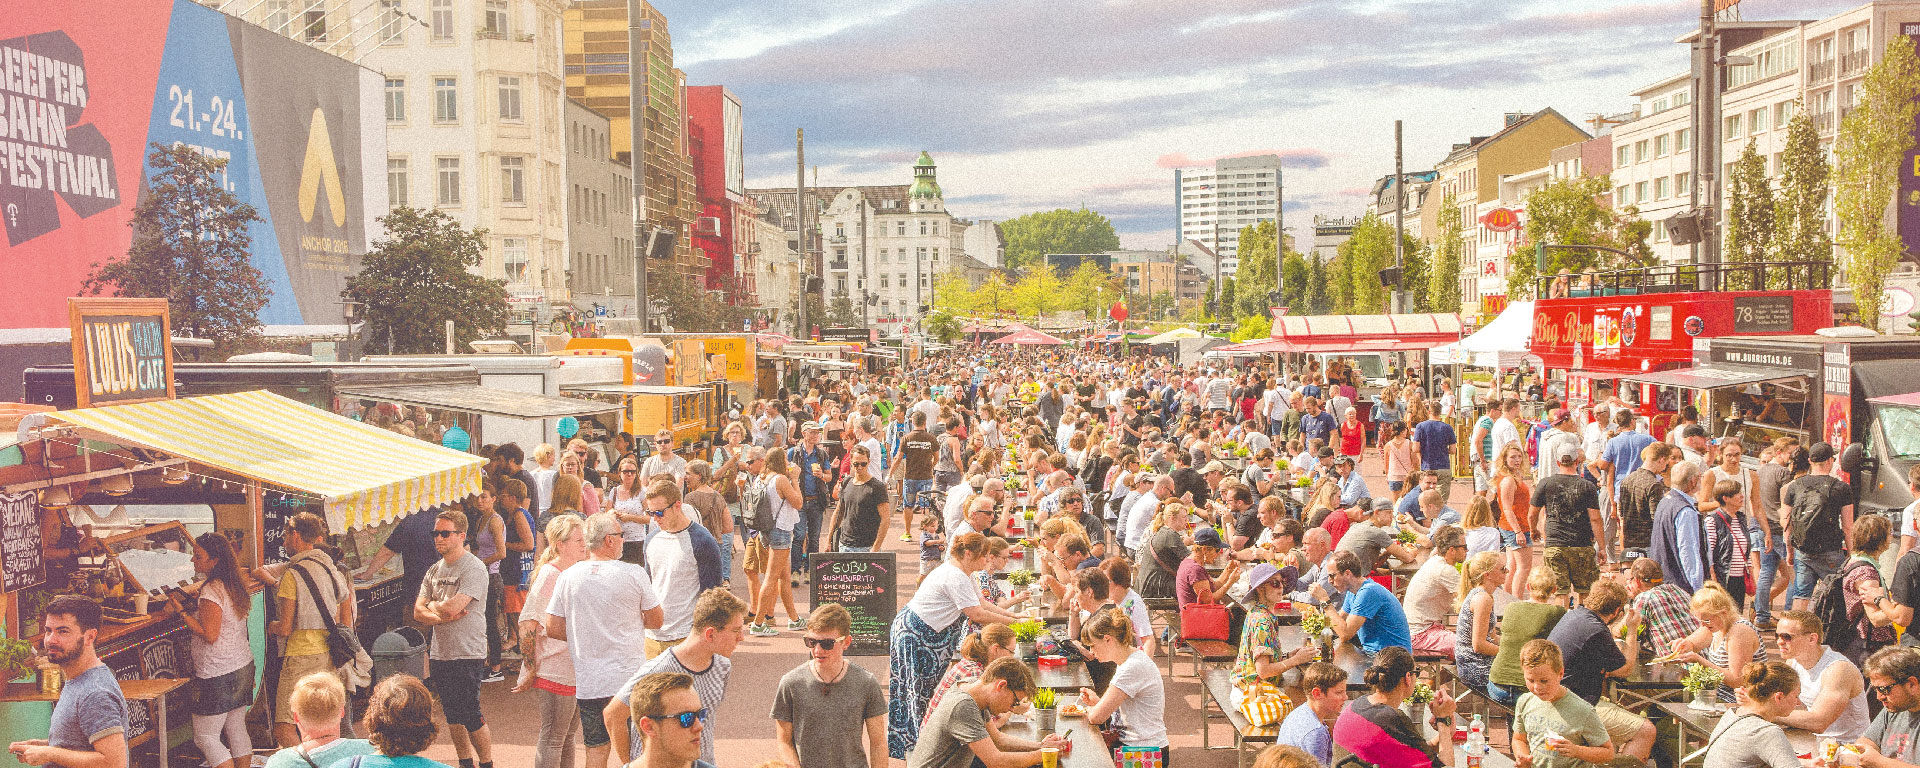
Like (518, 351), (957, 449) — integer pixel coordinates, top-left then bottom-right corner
(1787, 442), (1855, 611)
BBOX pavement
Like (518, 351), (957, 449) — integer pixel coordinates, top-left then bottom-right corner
(413, 446), (1477, 768)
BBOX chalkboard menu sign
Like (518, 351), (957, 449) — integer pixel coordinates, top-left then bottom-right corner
(809, 552), (896, 656)
(0, 491), (44, 593)
(1733, 295), (1796, 333)
(262, 490), (318, 564)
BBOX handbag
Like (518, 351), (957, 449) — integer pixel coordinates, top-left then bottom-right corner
(1179, 598), (1230, 642)
(715, 447), (741, 505)
(1235, 679), (1292, 728)
(292, 560), (373, 690)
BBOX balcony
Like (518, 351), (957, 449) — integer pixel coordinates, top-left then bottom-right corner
(1840, 50), (1870, 77)
(1809, 59), (1836, 83)
(1813, 110), (1836, 135)
(476, 28), (506, 40)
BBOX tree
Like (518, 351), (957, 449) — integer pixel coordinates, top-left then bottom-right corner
(653, 267), (750, 332)
(344, 207), (508, 354)
(1402, 240), (1431, 312)
(1775, 109), (1832, 267)
(1305, 255), (1331, 315)
(1233, 221), (1280, 319)
(1515, 174), (1651, 297)
(923, 310), (962, 343)
(1228, 312), (1271, 342)
(999, 208), (1122, 272)
(1061, 262), (1125, 317)
(85, 143), (269, 345)
(1217, 275), (1236, 321)
(1835, 34), (1920, 329)
(1428, 191), (1466, 313)
(825, 293), (863, 327)
(1009, 266), (1066, 318)
(1726, 139), (1777, 289)
(1332, 213), (1393, 314)
(1279, 251), (1309, 315)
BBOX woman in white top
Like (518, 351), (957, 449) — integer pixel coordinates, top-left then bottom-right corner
(513, 514), (587, 768)
(529, 443), (559, 513)
(177, 532), (257, 768)
(610, 454), (651, 564)
(1078, 607), (1168, 760)
(886, 531), (1026, 759)
(1701, 441), (1755, 520)
(750, 448), (805, 636)
(1459, 497), (1505, 559)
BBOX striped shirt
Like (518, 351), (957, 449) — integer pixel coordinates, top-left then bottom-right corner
(616, 647), (732, 763)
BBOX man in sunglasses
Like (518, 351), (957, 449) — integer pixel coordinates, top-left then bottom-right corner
(606, 589), (748, 765)
(830, 445), (893, 552)
(625, 672), (712, 768)
(908, 655), (1065, 768)
(414, 510), (495, 767)
(1859, 646), (1920, 766)
(640, 479), (723, 659)
(774, 604), (887, 768)
(1762, 610), (1869, 742)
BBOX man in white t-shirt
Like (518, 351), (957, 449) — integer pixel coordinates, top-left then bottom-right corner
(641, 429), (688, 490)
(1490, 398), (1523, 461)
(546, 512), (664, 768)
(942, 475), (980, 533)
(1125, 476), (1170, 555)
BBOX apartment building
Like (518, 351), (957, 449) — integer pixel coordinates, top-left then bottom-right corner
(564, 100), (637, 324)
(1431, 109), (1591, 309)
(1173, 155), (1283, 276)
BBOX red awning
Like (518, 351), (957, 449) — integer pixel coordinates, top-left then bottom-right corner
(1265, 311), (1465, 352)
(1868, 391), (1920, 408)
(990, 328), (1068, 345)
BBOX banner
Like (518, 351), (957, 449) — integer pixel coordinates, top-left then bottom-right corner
(0, 0), (384, 328)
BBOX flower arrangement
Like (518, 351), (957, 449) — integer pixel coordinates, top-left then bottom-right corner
(1011, 619), (1046, 643)
(1681, 663), (1723, 696)
(1407, 681), (1435, 704)
(1032, 687), (1058, 710)
(1274, 459), (1289, 470)
(1295, 476), (1312, 488)
(1299, 607), (1329, 636)
(1235, 447), (1252, 457)
(1394, 529), (1418, 545)
(1007, 569), (1037, 588)
(1221, 440), (1240, 452)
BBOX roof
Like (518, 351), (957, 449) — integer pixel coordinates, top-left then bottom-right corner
(50, 390), (483, 532)
(1438, 108), (1591, 167)
(1266, 311), (1465, 352)
(336, 384), (623, 420)
(1622, 364), (1805, 390)
(746, 185), (915, 228)
(562, 384), (710, 396)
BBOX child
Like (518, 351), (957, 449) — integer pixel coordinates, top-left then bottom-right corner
(1460, 496), (1503, 558)
(1513, 639), (1615, 768)
(917, 514), (944, 583)
(1273, 662), (1347, 766)
(1292, 439), (1317, 477)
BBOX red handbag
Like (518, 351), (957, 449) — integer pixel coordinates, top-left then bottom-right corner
(1180, 601), (1230, 641)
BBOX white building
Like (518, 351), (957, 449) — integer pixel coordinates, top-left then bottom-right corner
(1174, 154), (1283, 277)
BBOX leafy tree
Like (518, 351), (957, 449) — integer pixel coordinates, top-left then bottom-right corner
(653, 267), (750, 332)
(1009, 266), (1066, 318)
(1231, 221), (1282, 319)
(1836, 34), (1920, 329)
(1402, 240), (1431, 312)
(1218, 276), (1236, 320)
(999, 208), (1122, 272)
(825, 293), (863, 327)
(1279, 251), (1309, 314)
(86, 143), (268, 344)
(1062, 262), (1126, 317)
(1332, 213), (1393, 313)
(1775, 109), (1832, 267)
(1726, 139), (1776, 289)
(1305, 255), (1331, 315)
(1428, 191), (1465, 313)
(1515, 174), (1650, 297)
(345, 207), (508, 354)
(923, 310), (962, 343)
(1228, 312), (1271, 342)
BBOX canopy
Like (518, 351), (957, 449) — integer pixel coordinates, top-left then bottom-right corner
(51, 390), (484, 532)
(1266, 311), (1464, 352)
(1431, 301), (1533, 368)
(338, 384), (623, 420)
(990, 328), (1068, 346)
(563, 384), (710, 396)
(754, 332), (795, 348)
(1621, 365), (1803, 390)
(1140, 327), (1204, 345)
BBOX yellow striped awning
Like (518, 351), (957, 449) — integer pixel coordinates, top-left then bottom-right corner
(51, 390), (484, 531)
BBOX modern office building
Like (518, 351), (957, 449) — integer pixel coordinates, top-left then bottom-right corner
(1173, 154), (1283, 277)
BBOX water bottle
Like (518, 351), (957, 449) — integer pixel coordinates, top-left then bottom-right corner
(1465, 714), (1486, 768)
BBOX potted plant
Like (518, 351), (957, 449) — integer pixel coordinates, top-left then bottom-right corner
(1394, 528), (1418, 546)
(1007, 569), (1036, 589)
(1011, 619), (1045, 659)
(1404, 681), (1435, 725)
(1032, 687), (1059, 731)
(0, 638), (35, 683)
(1300, 608), (1333, 659)
(1682, 663), (1724, 710)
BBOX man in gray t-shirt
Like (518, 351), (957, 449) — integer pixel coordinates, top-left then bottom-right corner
(414, 511), (494, 766)
(774, 606), (887, 768)
(906, 657), (1061, 768)
(10, 596), (128, 768)
(1336, 502), (1415, 574)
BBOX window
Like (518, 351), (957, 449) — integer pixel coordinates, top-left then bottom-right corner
(1635, 140), (1649, 163)
(387, 158), (408, 208)
(497, 76), (522, 122)
(1676, 128), (1691, 152)
(897, 272), (907, 287)
(918, 220), (928, 235)
(916, 247), (927, 262)
(379, 0), (404, 43)
(385, 78), (405, 122)
(266, 0), (290, 33)
(302, 7), (326, 41)
(484, 0), (508, 34)
(879, 274), (889, 288)
(1616, 185), (1630, 205)
(500, 157), (524, 204)
(503, 238), (529, 283)
(1654, 219), (1669, 242)
(436, 156), (461, 205)
(1675, 172), (1691, 196)
(835, 223), (844, 237)
(1749, 107), (1766, 133)
(1635, 181), (1649, 203)
(1776, 101), (1795, 128)
(1654, 134), (1670, 158)
(1653, 97), (1669, 113)
(895, 221), (905, 236)
(1617, 146), (1631, 167)
(1655, 176), (1670, 199)
(1729, 36), (1799, 88)
(430, 0), (452, 40)
(931, 221), (939, 235)
(1724, 114), (1742, 138)
(434, 77), (457, 122)
(1673, 90), (1690, 107)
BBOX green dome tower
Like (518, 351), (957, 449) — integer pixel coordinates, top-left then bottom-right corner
(909, 151), (943, 212)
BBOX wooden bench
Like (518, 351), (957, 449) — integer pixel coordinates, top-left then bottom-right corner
(1142, 596), (1180, 668)
(1201, 668), (1278, 768)
(1181, 638), (1238, 679)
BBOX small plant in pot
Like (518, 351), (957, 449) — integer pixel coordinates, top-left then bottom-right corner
(1011, 619), (1045, 659)
(1682, 663), (1724, 710)
(0, 638), (36, 683)
(1404, 680), (1435, 723)
(1031, 687), (1059, 731)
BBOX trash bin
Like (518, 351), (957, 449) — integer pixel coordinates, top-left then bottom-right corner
(371, 626), (427, 684)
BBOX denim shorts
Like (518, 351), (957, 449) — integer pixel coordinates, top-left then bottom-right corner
(192, 661), (256, 717)
(1387, 480), (1405, 493)
(766, 526), (794, 550)
(902, 478), (936, 509)
(1498, 528), (1533, 552)
(577, 696), (614, 747)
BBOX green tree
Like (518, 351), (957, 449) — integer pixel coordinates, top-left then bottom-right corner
(1062, 262), (1125, 317)
(344, 206), (508, 353)
(1515, 174), (1649, 297)
(1726, 139), (1777, 289)
(1305, 255), (1330, 315)
(923, 310), (962, 343)
(1428, 191), (1466, 313)
(1402, 240), (1431, 312)
(85, 143), (269, 345)
(1332, 213), (1393, 313)
(1279, 251), (1309, 314)
(999, 208), (1122, 272)
(1228, 312), (1271, 342)
(1775, 109), (1832, 267)
(1836, 34), (1920, 329)
(825, 293), (863, 327)
(1217, 275), (1236, 321)
(652, 267), (750, 332)
(1232, 221), (1280, 319)
(1009, 267), (1066, 318)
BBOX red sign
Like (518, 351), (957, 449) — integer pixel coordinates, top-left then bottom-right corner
(1109, 302), (1129, 321)
(1531, 288), (1831, 375)
(1480, 208), (1522, 232)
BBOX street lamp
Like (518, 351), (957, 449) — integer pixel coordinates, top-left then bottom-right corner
(340, 299), (363, 362)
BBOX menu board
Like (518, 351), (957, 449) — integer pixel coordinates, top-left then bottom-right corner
(808, 552), (896, 656)
(262, 490), (318, 565)
(0, 491), (44, 593)
(1733, 295), (1796, 333)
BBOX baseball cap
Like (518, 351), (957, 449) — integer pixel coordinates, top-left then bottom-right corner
(1554, 441), (1581, 465)
(1371, 498), (1396, 512)
(1809, 442), (1836, 463)
(1192, 527), (1225, 548)
(1201, 460), (1228, 474)
(1549, 408), (1571, 425)
(801, 421), (822, 432)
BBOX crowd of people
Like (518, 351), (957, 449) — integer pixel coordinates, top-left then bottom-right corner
(15, 345), (1920, 768)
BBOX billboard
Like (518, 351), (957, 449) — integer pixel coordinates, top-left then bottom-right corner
(0, 0), (385, 329)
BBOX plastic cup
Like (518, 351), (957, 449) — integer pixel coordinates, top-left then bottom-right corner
(1042, 748), (1059, 768)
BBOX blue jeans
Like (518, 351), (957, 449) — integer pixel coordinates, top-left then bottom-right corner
(1488, 680), (1521, 706)
(902, 478), (935, 510)
(1754, 529), (1787, 620)
(841, 546), (871, 553)
(1789, 548), (1848, 604)
(796, 496), (827, 573)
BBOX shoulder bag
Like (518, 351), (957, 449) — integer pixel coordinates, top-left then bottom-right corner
(293, 560), (374, 689)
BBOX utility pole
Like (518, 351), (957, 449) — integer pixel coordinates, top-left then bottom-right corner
(1211, 220), (1222, 320)
(1394, 120), (1406, 314)
(796, 128), (808, 337)
(1275, 160), (1284, 313)
(1691, 0), (1721, 277)
(628, 0), (649, 335)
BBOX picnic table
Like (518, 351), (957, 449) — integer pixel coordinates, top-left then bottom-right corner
(1609, 661), (1687, 709)
(1271, 624), (1371, 695)
(1656, 700), (1818, 767)
(1000, 705), (1110, 768)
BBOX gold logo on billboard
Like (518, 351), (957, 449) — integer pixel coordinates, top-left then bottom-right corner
(298, 108), (346, 227)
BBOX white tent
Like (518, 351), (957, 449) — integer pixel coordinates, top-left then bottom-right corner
(1140, 327), (1204, 345)
(1431, 301), (1532, 368)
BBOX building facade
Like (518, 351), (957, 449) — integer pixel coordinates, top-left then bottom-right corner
(1173, 154), (1283, 277)
(1431, 109), (1592, 309)
(1106, 248), (1207, 314)
(564, 100), (637, 325)
(685, 85), (750, 305)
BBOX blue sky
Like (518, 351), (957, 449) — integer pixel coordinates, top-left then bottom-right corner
(658, 0), (1858, 249)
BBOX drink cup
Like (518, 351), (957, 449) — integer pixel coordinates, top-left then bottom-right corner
(1042, 747), (1060, 768)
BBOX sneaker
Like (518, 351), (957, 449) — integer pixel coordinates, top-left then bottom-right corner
(901, 533), (914, 542)
(787, 619), (806, 631)
(482, 668), (506, 684)
(1754, 617), (1776, 631)
(748, 622), (777, 637)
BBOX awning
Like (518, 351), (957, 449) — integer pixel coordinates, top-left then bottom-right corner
(991, 328), (1069, 345)
(1431, 301), (1533, 368)
(1622, 365), (1804, 390)
(50, 390), (483, 532)
(1267, 311), (1465, 352)
(1140, 327), (1204, 345)
(339, 384), (623, 420)
(563, 384), (710, 396)
(1868, 392), (1920, 408)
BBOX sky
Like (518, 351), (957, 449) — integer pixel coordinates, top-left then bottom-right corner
(657, 0), (1859, 250)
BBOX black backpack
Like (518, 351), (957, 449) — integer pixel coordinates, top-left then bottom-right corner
(744, 474), (776, 536)
(1808, 558), (1878, 652)
(1787, 476), (1844, 553)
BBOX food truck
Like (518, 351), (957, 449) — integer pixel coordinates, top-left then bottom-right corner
(557, 337), (727, 448)
(1528, 260), (1833, 439)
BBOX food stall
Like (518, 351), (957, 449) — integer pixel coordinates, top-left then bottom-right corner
(561, 383), (715, 447)
(0, 391), (483, 764)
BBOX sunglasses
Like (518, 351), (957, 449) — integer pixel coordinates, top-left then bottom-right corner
(802, 636), (841, 650)
(1776, 632), (1799, 643)
(433, 530), (460, 538)
(1875, 682), (1900, 697)
(852, 462), (869, 468)
(647, 708), (711, 729)
(620, 468), (638, 474)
